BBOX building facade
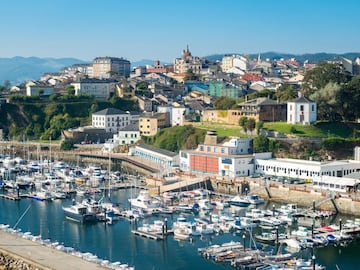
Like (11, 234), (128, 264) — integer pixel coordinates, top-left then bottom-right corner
(139, 112), (170, 136)
(130, 143), (179, 168)
(92, 57), (131, 78)
(92, 108), (132, 133)
(179, 131), (259, 177)
(72, 78), (117, 99)
(255, 158), (360, 180)
(287, 96), (316, 124)
(174, 46), (202, 74)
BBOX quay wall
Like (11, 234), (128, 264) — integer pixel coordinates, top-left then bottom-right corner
(209, 177), (360, 216)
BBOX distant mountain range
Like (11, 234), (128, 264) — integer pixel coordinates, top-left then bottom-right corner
(1, 53), (360, 86)
(204, 52), (360, 63)
(0, 56), (88, 86)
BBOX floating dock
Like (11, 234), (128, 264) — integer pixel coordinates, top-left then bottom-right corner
(0, 194), (20, 201)
(131, 230), (166, 240)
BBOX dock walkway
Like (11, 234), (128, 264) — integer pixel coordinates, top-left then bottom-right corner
(0, 230), (108, 270)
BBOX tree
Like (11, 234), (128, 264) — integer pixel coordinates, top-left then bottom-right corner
(214, 96), (236, 110)
(253, 135), (269, 152)
(245, 118), (256, 135)
(256, 120), (264, 135)
(65, 85), (75, 95)
(60, 139), (74, 150)
(302, 62), (351, 97)
(310, 82), (342, 121)
(340, 75), (360, 120)
(238, 116), (248, 133)
(275, 84), (298, 101)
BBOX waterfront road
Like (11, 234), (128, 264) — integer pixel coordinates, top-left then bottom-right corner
(0, 230), (107, 270)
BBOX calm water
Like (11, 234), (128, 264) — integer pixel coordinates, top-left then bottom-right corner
(0, 189), (358, 270)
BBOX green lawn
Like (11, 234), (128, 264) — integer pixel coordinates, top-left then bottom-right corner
(263, 121), (357, 138)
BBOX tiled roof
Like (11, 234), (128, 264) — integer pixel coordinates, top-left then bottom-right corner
(93, 108), (126, 115)
(136, 143), (178, 157)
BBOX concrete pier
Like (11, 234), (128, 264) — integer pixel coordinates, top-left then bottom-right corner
(0, 231), (108, 270)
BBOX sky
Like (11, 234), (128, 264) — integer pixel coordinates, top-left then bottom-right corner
(0, 0), (359, 62)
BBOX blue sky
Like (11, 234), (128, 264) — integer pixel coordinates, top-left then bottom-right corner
(1, 0), (359, 62)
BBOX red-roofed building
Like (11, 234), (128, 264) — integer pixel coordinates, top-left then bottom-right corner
(242, 73), (263, 82)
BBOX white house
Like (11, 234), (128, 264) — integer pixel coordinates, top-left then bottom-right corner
(113, 123), (140, 146)
(92, 108), (132, 133)
(287, 96), (316, 124)
(157, 105), (188, 126)
(26, 81), (54, 96)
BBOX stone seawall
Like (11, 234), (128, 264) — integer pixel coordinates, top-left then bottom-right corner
(0, 251), (45, 270)
(210, 177), (360, 216)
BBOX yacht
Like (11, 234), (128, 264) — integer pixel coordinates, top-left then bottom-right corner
(128, 190), (161, 210)
(228, 195), (251, 207)
(62, 201), (98, 223)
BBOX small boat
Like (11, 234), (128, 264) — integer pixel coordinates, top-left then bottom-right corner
(173, 227), (191, 240)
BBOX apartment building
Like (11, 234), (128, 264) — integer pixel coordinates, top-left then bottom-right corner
(71, 78), (117, 99)
(139, 112), (170, 136)
(92, 57), (131, 78)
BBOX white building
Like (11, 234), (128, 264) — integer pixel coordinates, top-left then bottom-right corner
(113, 123), (140, 146)
(287, 96), (316, 124)
(312, 175), (360, 194)
(71, 78), (117, 99)
(221, 55), (248, 73)
(157, 105), (188, 126)
(26, 81), (54, 96)
(130, 143), (179, 168)
(255, 158), (360, 180)
(92, 108), (133, 133)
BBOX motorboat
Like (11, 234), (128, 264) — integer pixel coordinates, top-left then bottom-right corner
(247, 194), (265, 205)
(228, 195), (251, 207)
(62, 201), (98, 223)
(128, 190), (161, 210)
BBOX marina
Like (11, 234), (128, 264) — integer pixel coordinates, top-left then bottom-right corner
(0, 156), (360, 269)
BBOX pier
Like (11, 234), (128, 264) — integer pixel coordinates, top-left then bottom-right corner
(131, 230), (167, 240)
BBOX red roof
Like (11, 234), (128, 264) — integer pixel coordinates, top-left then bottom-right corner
(242, 73), (263, 82)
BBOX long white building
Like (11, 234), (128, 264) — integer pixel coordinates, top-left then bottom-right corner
(255, 158), (360, 180)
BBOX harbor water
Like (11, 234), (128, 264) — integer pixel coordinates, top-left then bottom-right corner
(0, 189), (359, 270)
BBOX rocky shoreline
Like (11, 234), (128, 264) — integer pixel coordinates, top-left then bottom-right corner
(0, 251), (45, 270)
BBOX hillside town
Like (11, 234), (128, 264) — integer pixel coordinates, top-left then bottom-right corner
(1, 47), (360, 270)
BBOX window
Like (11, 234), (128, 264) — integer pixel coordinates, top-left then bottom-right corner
(300, 105), (304, 111)
(221, 148), (225, 154)
(200, 146), (204, 151)
(207, 146), (211, 152)
(312, 105), (315, 111)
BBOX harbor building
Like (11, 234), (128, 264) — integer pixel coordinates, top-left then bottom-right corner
(255, 158), (360, 180)
(179, 131), (271, 177)
(129, 143), (179, 169)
